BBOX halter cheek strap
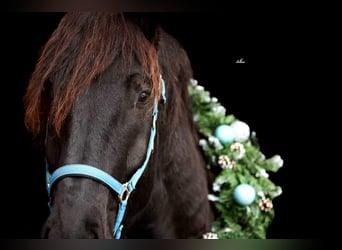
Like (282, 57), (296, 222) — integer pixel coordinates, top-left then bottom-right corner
(46, 76), (166, 239)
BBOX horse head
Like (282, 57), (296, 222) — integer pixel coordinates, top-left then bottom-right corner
(24, 12), (212, 238)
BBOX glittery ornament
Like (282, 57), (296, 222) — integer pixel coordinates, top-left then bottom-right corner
(230, 142), (246, 160)
(218, 155), (235, 169)
(259, 198), (273, 212)
(202, 232), (218, 239)
(230, 121), (250, 142)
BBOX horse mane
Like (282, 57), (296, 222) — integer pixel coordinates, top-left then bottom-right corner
(24, 12), (161, 136)
(157, 30), (195, 136)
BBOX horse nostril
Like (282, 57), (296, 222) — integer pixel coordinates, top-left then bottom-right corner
(89, 229), (99, 238)
(85, 221), (101, 238)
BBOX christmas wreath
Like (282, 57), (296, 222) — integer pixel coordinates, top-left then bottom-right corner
(188, 79), (283, 239)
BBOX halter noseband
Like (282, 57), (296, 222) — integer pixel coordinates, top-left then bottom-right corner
(45, 77), (166, 239)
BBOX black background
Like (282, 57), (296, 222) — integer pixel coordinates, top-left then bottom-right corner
(1, 12), (325, 239)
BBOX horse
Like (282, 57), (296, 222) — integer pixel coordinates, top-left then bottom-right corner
(24, 12), (213, 239)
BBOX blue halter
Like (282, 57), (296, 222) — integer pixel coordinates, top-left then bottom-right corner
(45, 77), (166, 239)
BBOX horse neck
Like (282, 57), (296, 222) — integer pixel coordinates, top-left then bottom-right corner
(155, 83), (204, 178)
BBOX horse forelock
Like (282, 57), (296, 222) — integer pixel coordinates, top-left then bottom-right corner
(24, 12), (161, 136)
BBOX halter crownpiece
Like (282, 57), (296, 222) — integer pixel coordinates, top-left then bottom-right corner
(45, 76), (167, 239)
(160, 75), (166, 104)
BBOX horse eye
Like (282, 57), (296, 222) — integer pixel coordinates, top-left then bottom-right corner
(138, 91), (150, 102)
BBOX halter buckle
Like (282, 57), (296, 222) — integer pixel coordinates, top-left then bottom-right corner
(118, 183), (131, 202)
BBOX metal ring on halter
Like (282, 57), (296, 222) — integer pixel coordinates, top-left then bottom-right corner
(118, 183), (131, 202)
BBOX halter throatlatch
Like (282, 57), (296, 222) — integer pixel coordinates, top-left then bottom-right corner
(46, 76), (166, 239)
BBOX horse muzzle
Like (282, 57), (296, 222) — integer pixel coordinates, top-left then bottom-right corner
(42, 177), (116, 239)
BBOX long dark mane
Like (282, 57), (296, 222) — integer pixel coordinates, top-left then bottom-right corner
(24, 12), (161, 136)
(155, 31), (199, 164)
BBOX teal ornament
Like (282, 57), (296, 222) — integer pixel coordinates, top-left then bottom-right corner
(214, 125), (235, 145)
(233, 184), (256, 206)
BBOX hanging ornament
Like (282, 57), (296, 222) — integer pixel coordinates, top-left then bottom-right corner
(230, 121), (250, 142)
(214, 124), (235, 145)
(233, 184), (256, 206)
(230, 142), (246, 160)
(259, 198), (273, 212)
(202, 232), (219, 239)
(217, 155), (235, 169)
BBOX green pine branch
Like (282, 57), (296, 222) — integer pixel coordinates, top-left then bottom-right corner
(188, 79), (283, 239)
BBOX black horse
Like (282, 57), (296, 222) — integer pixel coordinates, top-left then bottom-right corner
(24, 12), (213, 238)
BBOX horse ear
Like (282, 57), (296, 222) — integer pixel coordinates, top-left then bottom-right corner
(139, 18), (161, 49)
(124, 14), (161, 49)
